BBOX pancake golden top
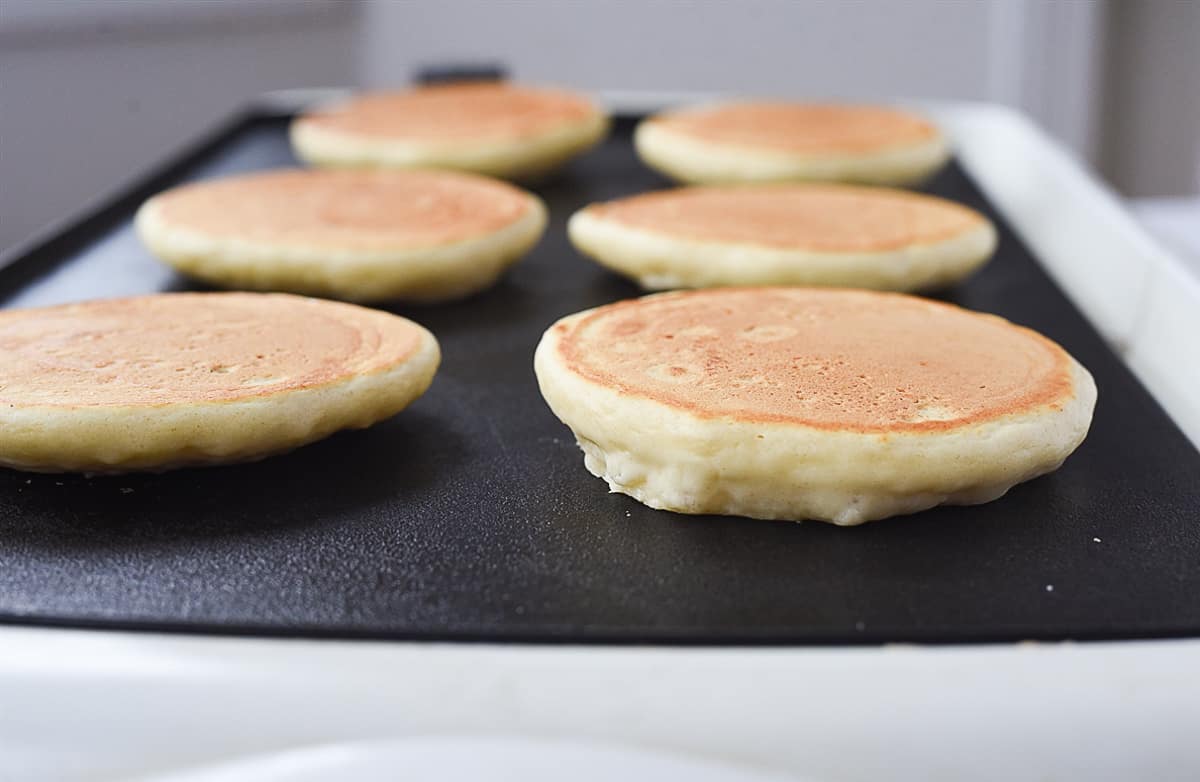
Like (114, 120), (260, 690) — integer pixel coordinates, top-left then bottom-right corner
(553, 288), (1075, 433)
(648, 103), (940, 154)
(148, 169), (535, 250)
(297, 82), (598, 143)
(0, 293), (424, 408)
(583, 184), (987, 251)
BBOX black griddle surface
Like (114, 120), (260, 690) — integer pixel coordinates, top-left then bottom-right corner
(1, 113), (1197, 645)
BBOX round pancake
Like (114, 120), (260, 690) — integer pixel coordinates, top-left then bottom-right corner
(290, 82), (611, 179)
(635, 102), (950, 185)
(136, 168), (547, 302)
(568, 184), (996, 291)
(534, 288), (1096, 525)
(0, 293), (440, 472)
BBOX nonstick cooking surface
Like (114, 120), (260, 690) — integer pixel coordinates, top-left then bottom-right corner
(1, 113), (1197, 644)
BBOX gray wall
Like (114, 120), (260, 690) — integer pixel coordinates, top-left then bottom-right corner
(1099, 0), (1200, 198)
(0, 1), (358, 253)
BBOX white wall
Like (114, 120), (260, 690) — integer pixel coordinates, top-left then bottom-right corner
(363, 0), (999, 96)
(360, 0), (1107, 162)
(0, 0), (358, 253)
(1099, 0), (1200, 198)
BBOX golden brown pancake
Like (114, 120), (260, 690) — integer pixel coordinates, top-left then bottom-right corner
(584, 184), (988, 250)
(290, 82), (610, 179)
(566, 184), (996, 291)
(556, 288), (1071, 432)
(634, 102), (950, 186)
(0, 294), (421, 406)
(535, 288), (1096, 524)
(299, 82), (598, 143)
(135, 169), (547, 302)
(0, 293), (440, 472)
(149, 168), (533, 251)
(650, 103), (939, 154)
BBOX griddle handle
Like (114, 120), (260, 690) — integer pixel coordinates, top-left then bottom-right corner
(415, 63), (509, 86)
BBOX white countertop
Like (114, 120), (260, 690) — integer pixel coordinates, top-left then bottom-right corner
(1132, 197), (1200, 278)
(3, 627), (1200, 782)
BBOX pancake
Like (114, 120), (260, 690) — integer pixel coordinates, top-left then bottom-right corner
(0, 293), (440, 472)
(534, 288), (1096, 525)
(568, 184), (996, 291)
(635, 102), (950, 185)
(135, 168), (547, 302)
(290, 82), (611, 179)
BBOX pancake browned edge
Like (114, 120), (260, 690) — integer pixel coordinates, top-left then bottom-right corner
(568, 183), (997, 291)
(136, 168), (547, 303)
(635, 102), (950, 186)
(291, 82), (611, 180)
(0, 293), (440, 473)
(535, 288), (1096, 525)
